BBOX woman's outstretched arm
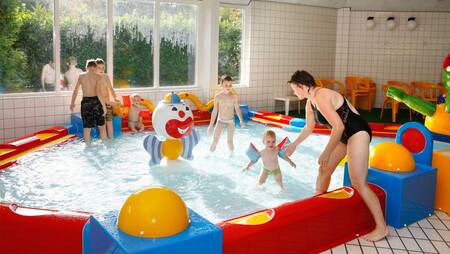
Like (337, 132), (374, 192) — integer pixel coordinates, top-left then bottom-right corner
(314, 90), (345, 167)
(285, 100), (315, 156)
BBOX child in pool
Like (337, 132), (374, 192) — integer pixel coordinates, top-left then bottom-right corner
(208, 75), (245, 154)
(242, 130), (296, 192)
(128, 93), (145, 132)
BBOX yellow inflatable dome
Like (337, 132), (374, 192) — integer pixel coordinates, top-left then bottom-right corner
(369, 142), (415, 172)
(117, 186), (189, 238)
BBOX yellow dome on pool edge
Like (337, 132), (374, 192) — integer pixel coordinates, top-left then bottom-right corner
(369, 142), (415, 172)
(117, 187), (189, 238)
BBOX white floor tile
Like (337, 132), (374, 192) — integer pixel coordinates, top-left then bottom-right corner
(345, 244), (362, 254)
(386, 236), (405, 250)
(342, 238), (356, 245)
(331, 244), (347, 254)
(408, 222), (420, 228)
(374, 238), (390, 248)
(376, 248), (393, 254)
(400, 237), (421, 252)
(443, 220), (450, 230)
(416, 239), (438, 253)
(431, 240), (450, 254)
(423, 228), (444, 241)
(418, 219), (434, 229)
(387, 226), (398, 236)
(358, 238), (374, 247)
(319, 250), (332, 254)
(392, 250), (408, 254)
(396, 228), (412, 237)
(360, 246), (377, 254)
(437, 229), (450, 242)
(435, 211), (450, 221)
(408, 226), (427, 239)
(429, 219), (448, 230)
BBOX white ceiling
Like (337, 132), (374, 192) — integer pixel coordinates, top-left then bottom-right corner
(224, 0), (450, 12)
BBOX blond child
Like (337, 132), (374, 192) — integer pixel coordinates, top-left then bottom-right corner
(208, 75), (245, 154)
(128, 93), (145, 132)
(243, 130), (296, 192)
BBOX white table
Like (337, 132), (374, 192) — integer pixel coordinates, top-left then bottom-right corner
(274, 96), (301, 116)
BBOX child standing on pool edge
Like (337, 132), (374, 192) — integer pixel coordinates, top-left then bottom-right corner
(208, 75), (245, 155)
(243, 130), (296, 192)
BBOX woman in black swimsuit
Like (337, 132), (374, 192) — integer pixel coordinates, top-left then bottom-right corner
(285, 70), (387, 242)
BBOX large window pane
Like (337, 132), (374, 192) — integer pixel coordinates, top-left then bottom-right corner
(114, 0), (154, 88)
(60, 0), (107, 91)
(0, 0), (53, 93)
(159, 3), (197, 87)
(218, 6), (243, 84)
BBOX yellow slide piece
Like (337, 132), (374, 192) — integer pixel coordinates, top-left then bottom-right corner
(140, 98), (154, 111)
(318, 187), (354, 199)
(227, 209), (274, 225)
(0, 135), (74, 168)
(0, 148), (16, 156)
(338, 155), (348, 166)
(165, 92), (214, 112)
(36, 133), (59, 140)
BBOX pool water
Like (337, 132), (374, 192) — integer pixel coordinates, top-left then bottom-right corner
(0, 122), (394, 223)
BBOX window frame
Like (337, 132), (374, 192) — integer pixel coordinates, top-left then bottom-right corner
(218, 3), (250, 88)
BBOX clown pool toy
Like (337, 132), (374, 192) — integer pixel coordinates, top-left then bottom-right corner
(143, 92), (199, 165)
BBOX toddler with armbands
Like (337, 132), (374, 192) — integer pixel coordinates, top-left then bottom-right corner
(242, 130), (296, 192)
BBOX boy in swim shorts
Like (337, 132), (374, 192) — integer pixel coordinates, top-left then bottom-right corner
(243, 130), (296, 192)
(95, 58), (118, 139)
(208, 75), (245, 154)
(70, 59), (107, 145)
(128, 93), (145, 132)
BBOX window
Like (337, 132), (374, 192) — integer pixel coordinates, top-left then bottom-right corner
(60, 0), (107, 91)
(0, 0), (54, 93)
(0, 0), (199, 94)
(159, 3), (197, 87)
(114, 0), (154, 88)
(218, 6), (244, 85)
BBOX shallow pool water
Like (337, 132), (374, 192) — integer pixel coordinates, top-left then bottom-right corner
(0, 122), (395, 223)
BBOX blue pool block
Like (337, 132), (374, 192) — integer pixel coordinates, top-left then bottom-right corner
(83, 209), (222, 254)
(235, 104), (249, 126)
(344, 163), (436, 228)
(70, 113), (122, 138)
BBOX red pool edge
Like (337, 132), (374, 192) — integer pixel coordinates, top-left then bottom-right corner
(0, 110), (390, 253)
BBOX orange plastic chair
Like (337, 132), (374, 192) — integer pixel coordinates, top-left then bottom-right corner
(410, 81), (440, 104)
(380, 81), (412, 122)
(317, 79), (347, 96)
(345, 76), (372, 111)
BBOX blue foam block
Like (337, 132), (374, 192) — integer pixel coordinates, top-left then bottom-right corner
(83, 209), (222, 254)
(343, 163), (436, 228)
(235, 104), (249, 126)
(70, 113), (122, 139)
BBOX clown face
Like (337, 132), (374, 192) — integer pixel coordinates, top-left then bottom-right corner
(152, 100), (194, 140)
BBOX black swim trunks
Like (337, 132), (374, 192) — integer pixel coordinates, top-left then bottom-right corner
(311, 92), (372, 144)
(81, 96), (105, 128)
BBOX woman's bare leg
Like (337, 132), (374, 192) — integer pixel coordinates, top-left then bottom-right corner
(347, 131), (388, 242)
(315, 142), (347, 195)
(210, 122), (224, 152)
(106, 120), (114, 138)
(98, 124), (107, 141)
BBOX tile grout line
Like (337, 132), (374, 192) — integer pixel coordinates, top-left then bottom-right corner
(406, 225), (425, 253)
(426, 217), (450, 249)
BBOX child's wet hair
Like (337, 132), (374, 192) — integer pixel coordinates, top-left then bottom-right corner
(220, 75), (232, 84)
(263, 130), (276, 140)
(86, 59), (97, 68)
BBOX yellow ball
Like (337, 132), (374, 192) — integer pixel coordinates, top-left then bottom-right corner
(369, 142), (415, 172)
(162, 139), (183, 160)
(117, 186), (189, 238)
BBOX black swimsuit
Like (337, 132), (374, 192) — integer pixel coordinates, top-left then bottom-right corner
(311, 95), (372, 144)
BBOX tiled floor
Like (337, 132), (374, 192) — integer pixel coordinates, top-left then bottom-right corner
(321, 211), (450, 254)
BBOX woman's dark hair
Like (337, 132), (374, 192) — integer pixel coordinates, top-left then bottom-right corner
(288, 70), (316, 87)
(220, 75), (232, 84)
